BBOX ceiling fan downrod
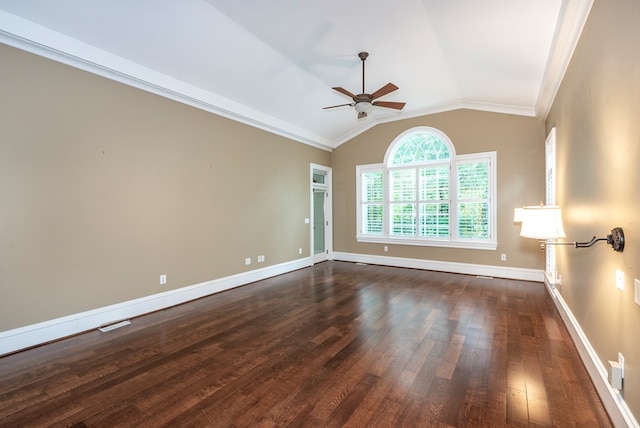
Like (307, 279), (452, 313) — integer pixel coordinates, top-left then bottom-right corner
(359, 51), (368, 94)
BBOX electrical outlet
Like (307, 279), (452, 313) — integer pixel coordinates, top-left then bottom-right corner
(245, 257), (251, 265)
(383, 245), (388, 252)
(258, 255), (265, 263)
(298, 248), (302, 255)
(635, 279), (640, 306)
(500, 253), (507, 261)
(160, 274), (167, 285)
(616, 269), (624, 291)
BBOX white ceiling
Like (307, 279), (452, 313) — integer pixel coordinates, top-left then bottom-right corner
(0, 0), (592, 150)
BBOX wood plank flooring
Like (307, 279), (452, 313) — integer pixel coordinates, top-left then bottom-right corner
(0, 261), (612, 427)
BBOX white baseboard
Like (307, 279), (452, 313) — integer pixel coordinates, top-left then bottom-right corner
(5, 255), (634, 426)
(543, 280), (638, 428)
(333, 251), (544, 282)
(0, 257), (311, 356)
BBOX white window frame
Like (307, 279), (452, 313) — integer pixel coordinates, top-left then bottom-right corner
(356, 127), (497, 250)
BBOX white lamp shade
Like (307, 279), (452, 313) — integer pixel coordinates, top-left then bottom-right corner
(519, 205), (566, 239)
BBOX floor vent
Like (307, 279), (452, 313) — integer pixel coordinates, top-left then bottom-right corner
(98, 320), (131, 332)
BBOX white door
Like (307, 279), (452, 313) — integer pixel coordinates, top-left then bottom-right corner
(310, 164), (332, 264)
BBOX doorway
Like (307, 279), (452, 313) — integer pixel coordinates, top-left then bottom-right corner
(310, 164), (332, 264)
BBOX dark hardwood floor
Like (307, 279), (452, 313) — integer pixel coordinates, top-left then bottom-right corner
(0, 261), (611, 427)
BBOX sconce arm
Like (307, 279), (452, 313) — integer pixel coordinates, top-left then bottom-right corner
(542, 227), (625, 252)
(574, 237), (607, 248)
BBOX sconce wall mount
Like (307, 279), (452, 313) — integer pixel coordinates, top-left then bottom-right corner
(574, 227), (625, 252)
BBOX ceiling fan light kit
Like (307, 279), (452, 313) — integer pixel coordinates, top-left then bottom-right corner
(354, 102), (372, 113)
(323, 52), (406, 119)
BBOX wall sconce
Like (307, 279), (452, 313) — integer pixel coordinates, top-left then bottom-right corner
(516, 205), (625, 252)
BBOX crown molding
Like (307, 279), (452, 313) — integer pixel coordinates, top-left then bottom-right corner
(536, 0), (595, 119)
(332, 100), (537, 148)
(0, 11), (334, 152)
(1, 1), (591, 151)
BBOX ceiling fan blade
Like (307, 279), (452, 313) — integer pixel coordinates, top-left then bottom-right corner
(370, 83), (399, 100)
(357, 111), (368, 119)
(322, 103), (354, 110)
(372, 100), (406, 110)
(332, 87), (357, 99)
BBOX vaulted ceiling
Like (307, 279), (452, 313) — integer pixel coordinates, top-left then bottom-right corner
(0, 0), (592, 150)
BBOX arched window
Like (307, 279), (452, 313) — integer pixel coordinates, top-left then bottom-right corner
(357, 127), (496, 249)
(387, 128), (452, 165)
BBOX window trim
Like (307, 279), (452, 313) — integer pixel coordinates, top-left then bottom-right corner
(356, 128), (497, 250)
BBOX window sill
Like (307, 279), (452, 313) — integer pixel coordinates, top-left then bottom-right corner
(356, 235), (498, 250)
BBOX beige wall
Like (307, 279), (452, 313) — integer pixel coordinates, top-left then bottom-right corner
(332, 109), (547, 269)
(0, 44), (330, 331)
(546, 0), (640, 417)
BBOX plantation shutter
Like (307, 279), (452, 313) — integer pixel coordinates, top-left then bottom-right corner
(361, 169), (384, 235)
(456, 159), (490, 239)
(390, 169), (417, 236)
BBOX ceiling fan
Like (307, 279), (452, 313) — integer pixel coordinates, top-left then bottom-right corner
(323, 52), (406, 119)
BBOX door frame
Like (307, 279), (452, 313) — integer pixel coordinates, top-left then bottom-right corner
(545, 127), (558, 286)
(310, 163), (333, 264)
